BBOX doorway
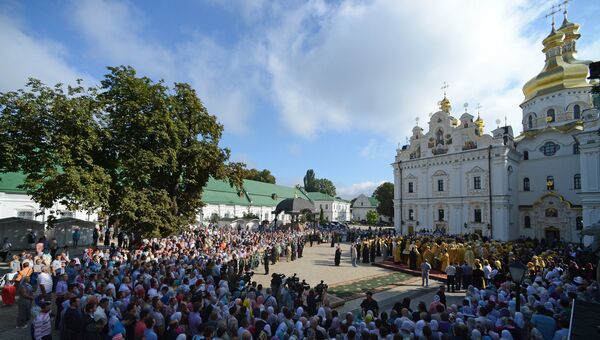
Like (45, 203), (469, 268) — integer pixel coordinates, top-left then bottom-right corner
(408, 225), (414, 234)
(545, 227), (560, 245)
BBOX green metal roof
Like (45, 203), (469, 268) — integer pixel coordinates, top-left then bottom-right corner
(1, 172), (314, 208)
(0, 172), (27, 193)
(306, 191), (334, 201)
(368, 197), (380, 206)
(306, 191), (349, 203)
(243, 179), (310, 207)
(201, 177), (251, 206)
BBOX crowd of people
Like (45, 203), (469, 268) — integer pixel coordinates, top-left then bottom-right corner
(0, 223), (598, 340)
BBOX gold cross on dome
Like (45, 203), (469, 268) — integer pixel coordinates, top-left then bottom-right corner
(441, 82), (449, 96)
(562, 0), (569, 15)
(545, 4), (561, 28)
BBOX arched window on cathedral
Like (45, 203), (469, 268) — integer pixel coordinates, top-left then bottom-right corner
(523, 178), (530, 191)
(546, 176), (555, 190)
(576, 216), (583, 230)
(573, 104), (581, 120)
(523, 151), (529, 160)
(528, 115), (533, 129)
(547, 109), (555, 123)
(524, 216), (531, 228)
(574, 174), (581, 189)
(436, 129), (444, 146)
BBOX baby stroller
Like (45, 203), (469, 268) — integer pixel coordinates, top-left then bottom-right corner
(0, 272), (18, 288)
(0, 272), (18, 305)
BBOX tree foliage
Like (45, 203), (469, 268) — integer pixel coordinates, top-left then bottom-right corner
(303, 169), (316, 191)
(243, 168), (276, 184)
(373, 182), (394, 220)
(303, 169), (336, 196)
(0, 66), (242, 237)
(314, 178), (336, 197)
(366, 210), (379, 225)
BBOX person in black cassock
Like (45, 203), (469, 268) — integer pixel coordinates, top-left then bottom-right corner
(263, 250), (270, 275)
(409, 248), (417, 270)
(334, 244), (342, 266)
(362, 242), (370, 263)
(370, 242), (376, 262)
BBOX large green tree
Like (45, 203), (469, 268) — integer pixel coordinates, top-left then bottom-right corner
(244, 168), (276, 184)
(0, 79), (111, 215)
(303, 169), (316, 191)
(373, 182), (394, 220)
(314, 178), (336, 197)
(0, 66), (243, 237)
(303, 169), (336, 196)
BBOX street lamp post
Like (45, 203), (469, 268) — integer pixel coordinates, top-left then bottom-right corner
(508, 262), (527, 312)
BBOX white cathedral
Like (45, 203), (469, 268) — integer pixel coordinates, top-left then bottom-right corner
(393, 12), (600, 242)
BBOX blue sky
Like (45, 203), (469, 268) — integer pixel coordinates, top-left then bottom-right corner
(1, 0), (599, 198)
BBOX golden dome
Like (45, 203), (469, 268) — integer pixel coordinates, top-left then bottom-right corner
(522, 23), (591, 103)
(438, 96), (451, 112)
(475, 114), (484, 135)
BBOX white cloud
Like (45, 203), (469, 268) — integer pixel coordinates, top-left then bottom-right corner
(359, 139), (390, 159)
(70, 0), (261, 134)
(263, 0), (585, 139)
(337, 180), (386, 200)
(0, 14), (88, 92)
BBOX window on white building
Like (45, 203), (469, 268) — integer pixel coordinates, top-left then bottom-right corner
(437, 179), (444, 192)
(547, 109), (555, 123)
(408, 182), (414, 193)
(473, 176), (481, 190)
(523, 178), (530, 191)
(438, 209), (444, 221)
(574, 104), (581, 120)
(574, 174), (581, 189)
(325, 204), (328, 210)
(408, 209), (414, 220)
(474, 209), (482, 223)
(528, 115), (533, 129)
(540, 141), (559, 156)
(546, 176), (555, 190)
(573, 143), (580, 155)
(576, 216), (583, 230)
(523, 151), (529, 160)
(61, 211), (74, 218)
(524, 216), (531, 228)
(17, 210), (35, 220)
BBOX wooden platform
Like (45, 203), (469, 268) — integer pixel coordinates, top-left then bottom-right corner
(373, 259), (448, 282)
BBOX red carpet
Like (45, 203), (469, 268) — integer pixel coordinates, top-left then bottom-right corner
(373, 259), (447, 282)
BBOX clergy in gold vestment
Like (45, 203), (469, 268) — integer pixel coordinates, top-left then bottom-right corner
(394, 242), (401, 263)
(440, 250), (450, 272)
(464, 246), (475, 267)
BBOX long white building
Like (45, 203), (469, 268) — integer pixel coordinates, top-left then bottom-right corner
(394, 13), (600, 242)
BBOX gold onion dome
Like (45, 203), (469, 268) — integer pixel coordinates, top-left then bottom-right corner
(438, 96), (451, 112)
(522, 18), (590, 103)
(475, 114), (484, 135)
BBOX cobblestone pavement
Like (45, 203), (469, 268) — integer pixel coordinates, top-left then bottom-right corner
(251, 243), (397, 288)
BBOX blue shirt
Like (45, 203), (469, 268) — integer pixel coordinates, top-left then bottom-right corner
(144, 328), (158, 340)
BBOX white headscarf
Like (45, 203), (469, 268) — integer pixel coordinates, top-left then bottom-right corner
(415, 320), (425, 338)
